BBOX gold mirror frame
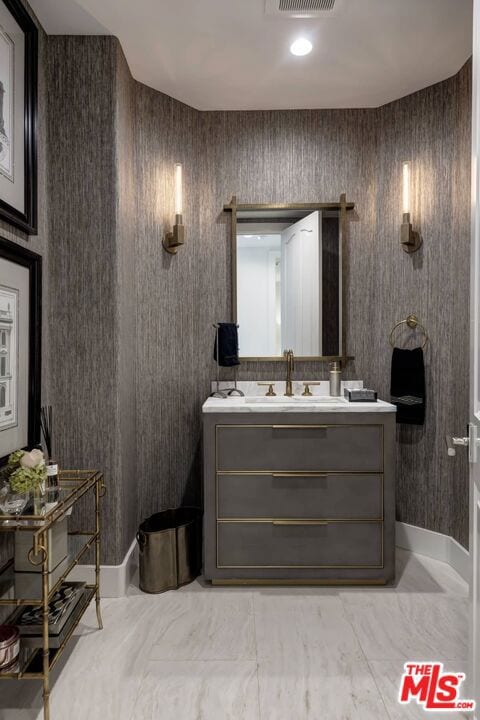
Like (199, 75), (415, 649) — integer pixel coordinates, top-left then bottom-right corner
(224, 194), (355, 363)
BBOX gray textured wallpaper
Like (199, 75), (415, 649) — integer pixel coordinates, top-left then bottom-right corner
(46, 37), (125, 563)
(372, 69), (471, 545)
(135, 83), (204, 525)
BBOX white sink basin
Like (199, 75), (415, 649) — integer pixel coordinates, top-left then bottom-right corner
(245, 395), (346, 404)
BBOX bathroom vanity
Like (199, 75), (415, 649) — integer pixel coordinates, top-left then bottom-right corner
(203, 386), (396, 585)
(204, 199), (396, 585)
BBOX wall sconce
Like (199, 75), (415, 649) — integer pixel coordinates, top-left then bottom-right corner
(163, 163), (185, 254)
(400, 161), (421, 253)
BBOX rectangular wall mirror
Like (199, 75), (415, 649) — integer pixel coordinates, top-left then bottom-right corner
(225, 197), (353, 361)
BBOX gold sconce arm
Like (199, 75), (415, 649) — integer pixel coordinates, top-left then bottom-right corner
(163, 214), (185, 254)
(401, 212), (421, 254)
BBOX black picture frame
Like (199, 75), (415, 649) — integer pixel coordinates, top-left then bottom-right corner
(0, 235), (41, 465)
(0, 0), (38, 235)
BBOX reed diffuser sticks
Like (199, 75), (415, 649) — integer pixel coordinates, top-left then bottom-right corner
(40, 405), (53, 459)
(40, 405), (59, 496)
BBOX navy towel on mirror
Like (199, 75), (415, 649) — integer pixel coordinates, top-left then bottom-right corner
(390, 347), (425, 425)
(214, 323), (240, 367)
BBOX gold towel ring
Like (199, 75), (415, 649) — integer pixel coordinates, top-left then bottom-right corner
(389, 314), (428, 349)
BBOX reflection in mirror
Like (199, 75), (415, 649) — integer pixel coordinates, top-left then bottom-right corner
(235, 207), (341, 358)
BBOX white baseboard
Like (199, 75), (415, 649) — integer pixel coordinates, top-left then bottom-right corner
(69, 536), (138, 598)
(396, 521), (470, 584)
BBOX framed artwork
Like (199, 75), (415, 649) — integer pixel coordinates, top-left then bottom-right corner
(0, 0), (37, 234)
(0, 235), (41, 464)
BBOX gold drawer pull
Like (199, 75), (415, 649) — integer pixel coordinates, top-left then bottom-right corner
(271, 425), (329, 429)
(272, 473), (328, 478)
(272, 520), (329, 526)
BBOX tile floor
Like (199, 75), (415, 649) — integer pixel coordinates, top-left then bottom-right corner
(0, 549), (470, 720)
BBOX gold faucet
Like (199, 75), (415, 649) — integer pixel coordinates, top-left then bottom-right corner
(284, 349), (295, 397)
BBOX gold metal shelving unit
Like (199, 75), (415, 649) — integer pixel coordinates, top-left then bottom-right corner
(0, 470), (105, 720)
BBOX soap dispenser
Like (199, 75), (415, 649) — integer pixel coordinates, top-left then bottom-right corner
(329, 361), (342, 396)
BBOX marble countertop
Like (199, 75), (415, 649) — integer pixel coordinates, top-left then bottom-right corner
(203, 397), (396, 413)
(203, 381), (396, 414)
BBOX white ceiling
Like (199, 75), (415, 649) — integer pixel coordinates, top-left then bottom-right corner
(29, 0), (473, 111)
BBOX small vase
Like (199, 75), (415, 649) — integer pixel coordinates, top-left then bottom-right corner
(33, 486), (45, 516)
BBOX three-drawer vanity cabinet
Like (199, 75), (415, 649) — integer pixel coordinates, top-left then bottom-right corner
(203, 404), (396, 585)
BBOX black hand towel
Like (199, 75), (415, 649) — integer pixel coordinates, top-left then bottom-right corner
(390, 347), (425, 425)
(214, 323), (240, 367)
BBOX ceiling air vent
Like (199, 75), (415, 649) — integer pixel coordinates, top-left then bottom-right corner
(279, 0), (335, 10)
(265, 0), (338, 17)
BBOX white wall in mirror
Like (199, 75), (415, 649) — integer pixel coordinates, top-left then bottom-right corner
(237, 234), (281, 356)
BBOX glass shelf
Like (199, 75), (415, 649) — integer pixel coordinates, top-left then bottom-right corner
(0, 644), (42, 680)
(0, 586), (96, 679)
(0, 532), (97, 605)
(0, 471), (101, 532)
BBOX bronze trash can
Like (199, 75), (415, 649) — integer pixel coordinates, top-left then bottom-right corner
(136, 507), (202, 593)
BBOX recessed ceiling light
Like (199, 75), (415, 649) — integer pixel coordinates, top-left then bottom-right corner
(290, 38), (313, 56)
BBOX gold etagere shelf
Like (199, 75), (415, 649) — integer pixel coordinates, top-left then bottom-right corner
(0, 470), (105, 720)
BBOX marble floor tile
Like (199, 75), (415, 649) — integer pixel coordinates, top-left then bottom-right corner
(257, 655), (388, 720)
(133, 660), (260, 720)
(341, 593), (468, 661)
(253, 586), (339, 614)
(369, 660), (470, 720)
(254, 593), (363, 662)
(49, 669), (143, 720)
(254, 592), (389, 719)
(0, 665), (143, 720)
(149, 589), (256, 661)
(58, 594), (161, 675)
(392, 550), (469, 598)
